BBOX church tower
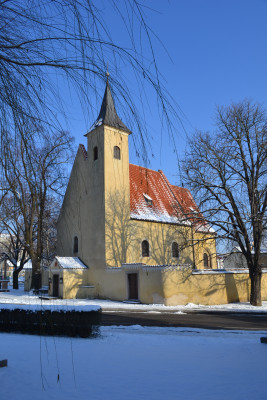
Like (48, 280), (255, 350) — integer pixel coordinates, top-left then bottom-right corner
(57, 75), (131, 276)
(86, 73), (131, 202)
(85, 75), (131, 269)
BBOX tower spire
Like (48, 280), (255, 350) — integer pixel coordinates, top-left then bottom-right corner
(89, 74), (131, 134)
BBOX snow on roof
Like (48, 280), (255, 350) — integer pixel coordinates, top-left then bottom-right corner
(23, 260), (32, 269)
(129, 164), (206, 226)
(231, 247), (267, 255)
(55, 257), (88, 269)
(143, 193), (153, 201)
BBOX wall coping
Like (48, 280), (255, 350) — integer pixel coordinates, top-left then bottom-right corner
(106, 263), (192, 272)
(192, 268), (267, 275)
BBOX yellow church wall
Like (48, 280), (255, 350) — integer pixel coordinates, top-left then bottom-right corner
(95, 266), (267, 306)
(98, 269), (128, 300)
(161, 268), (250, 305)
(140, 268), (267, 306)
(62, 269), (95, 299)
(193, 232), (217, 270)
(105, 211), (217, 271)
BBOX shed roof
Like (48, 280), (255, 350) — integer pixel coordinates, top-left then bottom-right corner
(55, 257), (88, 269)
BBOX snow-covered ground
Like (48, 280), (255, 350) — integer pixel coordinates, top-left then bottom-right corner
(1, 288), (267, 399)
(1, 286), (267, 313)
(1, 326), (267, 400)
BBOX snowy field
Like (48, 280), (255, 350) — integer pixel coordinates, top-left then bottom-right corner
(1, 289), (267, 399)
(1, 326), (267, 400)
(1, 287), (267, 313)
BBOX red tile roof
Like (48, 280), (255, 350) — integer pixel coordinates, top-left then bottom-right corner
(78, 144), (210, 229)
(129, 164), (200, 225)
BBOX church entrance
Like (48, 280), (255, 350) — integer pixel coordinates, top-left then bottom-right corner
(53, 274), (59, 297)
(127, 273), (138, 300)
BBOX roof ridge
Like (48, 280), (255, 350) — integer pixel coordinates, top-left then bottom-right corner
(129, 163), (169, 176)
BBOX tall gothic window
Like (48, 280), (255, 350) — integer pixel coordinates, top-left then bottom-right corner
(142, 240), (149, 257)
(73, 236), (78, 254)
(93, 146), (98, 161)
(172, 242), (179, 258)
(114, 146), (121, 160)
(203, 252), (211, 268)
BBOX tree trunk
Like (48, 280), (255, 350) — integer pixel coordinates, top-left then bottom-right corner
(32, 272), (42, 290)
(250, 272), (262, 306)
(13, 269), (19, 290)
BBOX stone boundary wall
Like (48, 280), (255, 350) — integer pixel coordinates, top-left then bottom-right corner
(160, 268), (267, 306)
(0, 307), (102, 337)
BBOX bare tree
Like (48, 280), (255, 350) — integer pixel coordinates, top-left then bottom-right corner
(0, 196), (30, 288)
(0, 126), (73, 289)
(0, 0), (179, 153)
(183, 100), (267, 305)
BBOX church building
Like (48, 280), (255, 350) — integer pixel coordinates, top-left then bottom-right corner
(52, 77), (223, 305)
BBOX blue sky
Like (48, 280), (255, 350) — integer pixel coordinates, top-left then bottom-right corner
(63, 0), (267, 185)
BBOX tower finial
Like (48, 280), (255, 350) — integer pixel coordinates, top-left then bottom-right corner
(106, 63), (109, 82)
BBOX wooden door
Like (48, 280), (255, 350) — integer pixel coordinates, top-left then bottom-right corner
(53, 274), (59, 297)
(128, 273), (138, 300)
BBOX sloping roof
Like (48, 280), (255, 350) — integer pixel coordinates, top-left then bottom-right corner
(129, 164), (199, 224)
(231, 247), (267, 255)
(76, 147), (210, 228)
(55, 257), (88, 269)
(23, 260), (32, 269)
(88, 79), (131, 134)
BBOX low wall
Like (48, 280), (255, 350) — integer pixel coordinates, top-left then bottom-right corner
(0, 304), (101, 337)
(106, 266), (267, 306)
(161, 268), (267, 306)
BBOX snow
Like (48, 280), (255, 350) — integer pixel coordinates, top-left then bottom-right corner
(1, 326), (267, 400)
(55, 257), (88, 269)
(0, 303), (100, 312)
(1, 287), (267, 314)
(1, 289), (267, 399)
(23, 260), (32, 269)
(143, 192), (153, 201)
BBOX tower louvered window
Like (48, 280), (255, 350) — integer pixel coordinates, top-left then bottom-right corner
(114, 146), (121, 160)
(74, 236), (78, 254)
(93, 146), (98, 161)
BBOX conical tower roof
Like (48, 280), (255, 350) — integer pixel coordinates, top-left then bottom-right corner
(88, 77), (131, 134)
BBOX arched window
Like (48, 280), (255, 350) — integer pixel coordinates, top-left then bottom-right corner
(142, 240), (149, 257)
(203, 252), (211, 268)
(93, 146), (98, 161)
(172, 242), (179, 258)
(73, 236), (78, 254)
(114, 146), (121, 160)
